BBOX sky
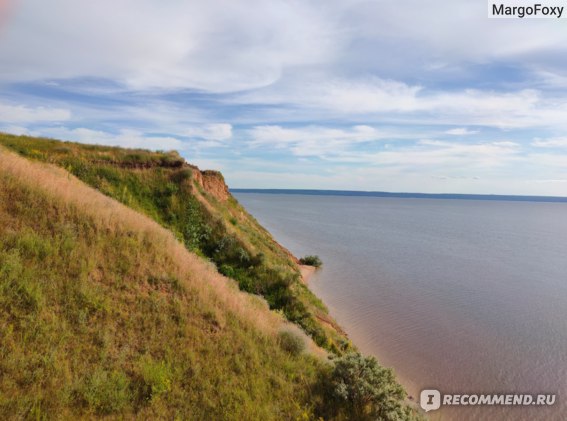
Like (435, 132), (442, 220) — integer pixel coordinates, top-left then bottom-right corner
(1, 0), (567, 195)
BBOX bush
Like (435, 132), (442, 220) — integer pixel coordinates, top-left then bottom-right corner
(329, 352), (414, 421)
(299, 255), (322, 267)
(278, 329), (306, 356)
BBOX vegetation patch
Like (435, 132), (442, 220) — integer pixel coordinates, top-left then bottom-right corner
(299, 255), (323, 267)
(0, 133), (344, 352)
(278, 329), (307, 356)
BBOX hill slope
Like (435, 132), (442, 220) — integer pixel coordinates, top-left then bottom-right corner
(0, 133), (347, 353)
(0, 147), (326, 419)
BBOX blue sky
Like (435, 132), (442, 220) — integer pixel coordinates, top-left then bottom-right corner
(1, 0), (567, 195)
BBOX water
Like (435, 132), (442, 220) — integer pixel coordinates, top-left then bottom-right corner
(234, 193), (567, 421)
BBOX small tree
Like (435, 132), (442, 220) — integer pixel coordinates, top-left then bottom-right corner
(299, 255), (322, 267)
(330, 353), (411, 421)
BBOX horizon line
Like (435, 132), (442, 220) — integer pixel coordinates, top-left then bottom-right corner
(230, 188), (567, 203)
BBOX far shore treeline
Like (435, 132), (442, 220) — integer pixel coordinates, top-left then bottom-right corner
(231, 188), (567, 203)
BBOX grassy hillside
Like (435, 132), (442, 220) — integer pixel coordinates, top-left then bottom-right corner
(0, 133), (347, 353)
(0, 134), (423, 420)
(0, 147), (327, 419)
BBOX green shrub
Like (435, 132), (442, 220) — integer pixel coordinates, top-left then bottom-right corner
(278, 329), (306, 356)
(219, 264), (236, 278)
(329, 353), (415, 421)
(299, 255), (322, 267)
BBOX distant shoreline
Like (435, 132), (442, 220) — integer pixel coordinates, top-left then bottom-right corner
(231, 188), (567, 204)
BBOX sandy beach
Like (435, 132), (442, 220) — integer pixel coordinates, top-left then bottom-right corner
(299, 264), (317, 284)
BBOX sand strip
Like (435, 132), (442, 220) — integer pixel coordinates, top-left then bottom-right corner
(299, 264), (317, 284)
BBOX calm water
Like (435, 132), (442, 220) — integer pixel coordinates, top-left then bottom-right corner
(235, 193), (567, 421)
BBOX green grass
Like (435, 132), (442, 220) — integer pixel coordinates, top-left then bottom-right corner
(0, 133), (348, 353)
(0, 150), (324, 419)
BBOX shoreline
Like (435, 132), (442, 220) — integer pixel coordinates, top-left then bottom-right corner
(299, 264), (317, 284)
(299, 262), (420, 403)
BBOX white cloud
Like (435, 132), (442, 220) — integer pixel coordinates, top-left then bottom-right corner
(3, 0), (567, 95)
(248, 125), (389, 156)
(233, 76), (421, 114)
(39, 127), (185, 151)
(535, 71), (567, 89)
(340, 140), (523, 169)
(249, 124), (383, 145)
(526, 153), (567, 168)
(532, 137), (567, 148)
(233, 75), (567, 129)
(247, 124), (524, 169)
(445, 128), (479, 136)
(0, 125), (32, 136)
(291, 138), (523, 169)
(2, 0), (567, 196)
(295, 77), (422, 114)
(529, 179), (567, 184)
(343, 0), (567, 71)
(185, 124), (232, 141)
(0, 0), (339, 92)
(226, 165), (554, 195)
(0, 102), (71, 123)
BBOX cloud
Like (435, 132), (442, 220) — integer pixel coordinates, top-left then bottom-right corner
(185, 124), (233, 141)
(226, 165), (546, 195)
(445, 128), (479, 136)
(526, 153), (567, 168)
(247, 124), (524, 169)
(340, 0), (567, 76)
(285, 77), (422, 114)
(232, 75), (567, 128)
(333, 139), (524, 169)
(232, 76), (420, 114)
(0, 125), (32, 136)
(532, 137), (567, 148)
(0, 101), (71, 123)
(38, 127), (185, 151)
(2, 0), (567, 195)
(249, 124), (383, 145)
(248, 125), (390, 156)
(4, 0), (567, 95)
(0, 0), (339, 92)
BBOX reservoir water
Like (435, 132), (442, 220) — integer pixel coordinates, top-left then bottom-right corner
(234, 193), (567, 421)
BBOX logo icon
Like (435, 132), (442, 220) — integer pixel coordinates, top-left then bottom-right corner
(420, 389), (441, 412)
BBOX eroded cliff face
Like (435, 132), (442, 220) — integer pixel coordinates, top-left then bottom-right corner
(190, 165), (230, 202)
(201, 170), (230, 202)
